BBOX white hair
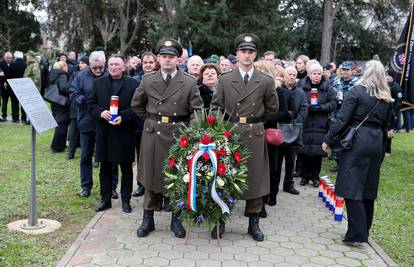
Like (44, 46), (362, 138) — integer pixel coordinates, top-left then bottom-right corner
(4, 52), (12, 58)
(356, 60), (393, 103)
(307, 63), (323, 74)
(14, 51), (24, 59)
(306, 59), (320, 73)
(89, 51), (106, 62)
(284, 65), (298, 74)
(188, 55), (203, 66)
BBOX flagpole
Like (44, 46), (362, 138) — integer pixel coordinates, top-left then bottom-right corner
(400, 2), (414, 87)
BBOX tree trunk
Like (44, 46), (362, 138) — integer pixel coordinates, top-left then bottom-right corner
(119, 0), (141, 57)
(320, 0), (335, 64)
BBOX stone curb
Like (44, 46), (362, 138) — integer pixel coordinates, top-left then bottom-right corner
(55, 209), (106, 267)
(368, 237), (398, 267)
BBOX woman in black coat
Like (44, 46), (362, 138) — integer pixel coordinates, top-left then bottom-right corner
(49, 61), (70, 152)
(298, 64), (337, 187)
(323, 60), (394, 245)
(197, 63), (220, 109)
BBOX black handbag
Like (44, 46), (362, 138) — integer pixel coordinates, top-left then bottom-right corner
(279, 113), (303, 147)
(44, 84), (68, 106)
(337, 100), (380, 150)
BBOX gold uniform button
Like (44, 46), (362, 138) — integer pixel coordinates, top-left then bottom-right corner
(249, 124), (253, 127)
(237, 102), (240, 106)
(236, 113), (239, 116)
(249, 135), (252, 138)
(157, 131), (161, 135)
(173, 113), (177, 116)
(252, 103), (256, 106)
(158, 112), (162, 115)
(174, 102), (177, 105)
(159, 102), (162, 105)
(250, 114), (254, 117)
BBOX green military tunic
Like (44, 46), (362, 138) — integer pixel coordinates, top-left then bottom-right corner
(210, 68), (278, 199)
(131, 69), (203, 193)
(24, 60), (41, 90)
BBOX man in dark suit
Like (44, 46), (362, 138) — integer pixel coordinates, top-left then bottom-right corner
(87, 55), (138, 213)
(0, 52), (13, 121)
(210, 33), (278, 241)
(8, 51), (27, 122)
(131, 38), (203, 238)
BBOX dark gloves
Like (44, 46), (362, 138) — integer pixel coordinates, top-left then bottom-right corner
(309, 104), (321, 112)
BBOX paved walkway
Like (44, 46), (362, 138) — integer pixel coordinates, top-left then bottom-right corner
(57, 181), (393, 267)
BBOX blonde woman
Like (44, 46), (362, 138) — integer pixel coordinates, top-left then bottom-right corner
(295, 54), (310, 79)
(323, 60), (394, 246)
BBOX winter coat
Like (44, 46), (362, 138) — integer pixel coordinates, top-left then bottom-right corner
(24, 60), (41, 90)
(48, 69), (70, 125)
(324, 85), (393, 200)
(210, 68), (279, 199)
(69, 67), (107, 132)
(87, 75), (139, 163)
(198, 82), (215, 109)
(298, 76), (337, 157)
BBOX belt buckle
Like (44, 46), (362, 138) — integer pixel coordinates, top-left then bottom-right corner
(239, 116), (247, 124)
(161, 116), (169, 123)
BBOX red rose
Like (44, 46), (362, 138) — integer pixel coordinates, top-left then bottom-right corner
(217, 163), (227, 176)
(234, 152), (242, 164)
(202, 152), (210, 160)
(168, 157), (176, 169)
(224, 131), (232, 140)
(180, 136), (189, 147)
(217, 148), (226, 157)
(200, 134), (213, 144)
(206, 116), (216, 125)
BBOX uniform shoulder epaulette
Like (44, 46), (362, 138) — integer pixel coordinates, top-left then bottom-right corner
(184, 72), (197, 80)
(260, 72), (274, 79)
(143, 71), (156, 77)
(219, 71), (232, 77)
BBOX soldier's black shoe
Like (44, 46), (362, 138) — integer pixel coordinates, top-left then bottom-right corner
(211, 221), (225, 239)
(122, 202), (132, 213)
(66, 153), (75, 160)
(259, 205), (267, 218)
(163, 197), (172, 212)
(137, 210), (155, 237)
(95, 200), (111, 212)
(111, 190), (119, 199)
(283, 186), (300, 195)
(248, 213), (264, 241)
(132, 185), (145, 197)
(79, 188), (91, 198)
(311, 179), (319, 188)
(170, 213), (185, 238)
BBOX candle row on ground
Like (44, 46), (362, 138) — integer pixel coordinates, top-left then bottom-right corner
(318, 176), (345, 221)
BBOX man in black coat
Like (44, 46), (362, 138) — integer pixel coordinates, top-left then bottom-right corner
(87, 55), (138, 213)
(0, 52), (13, 122)
(8, 51), (27, 122)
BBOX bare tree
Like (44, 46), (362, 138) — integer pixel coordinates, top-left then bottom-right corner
(95, 17), (119, 50)
(118, 0), (142, 56)
(320, 0), (343, 64)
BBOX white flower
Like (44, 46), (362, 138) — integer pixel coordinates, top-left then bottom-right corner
(183, 173), (190, 183)
(217, 177), (225, 187)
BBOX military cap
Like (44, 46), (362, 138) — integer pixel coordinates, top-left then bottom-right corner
(227, 54), (238, 64)
(234, 33), (260, 51)
(156, 38), (183, 57)
(25, 50), (36, 57)
(342, 61), (353, 70)
(323, 63), (332, 71)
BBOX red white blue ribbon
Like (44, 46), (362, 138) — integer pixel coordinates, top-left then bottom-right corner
(188, 142), (230, 214)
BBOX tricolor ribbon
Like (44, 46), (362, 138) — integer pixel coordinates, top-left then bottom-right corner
(188, 142), (230, 214)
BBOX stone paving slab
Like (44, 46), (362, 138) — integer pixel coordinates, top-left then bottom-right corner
(57, 181), (393, 267)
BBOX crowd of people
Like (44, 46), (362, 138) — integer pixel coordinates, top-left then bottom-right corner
(0, 32), (408, 244)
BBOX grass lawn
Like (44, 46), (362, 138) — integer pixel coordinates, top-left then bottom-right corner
(0, 122), (100, 266)
(321, 133), (414, 267)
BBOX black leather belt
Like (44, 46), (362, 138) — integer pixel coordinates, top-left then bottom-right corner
(224, 114), (263, 124)
(147, 113), (189, 123)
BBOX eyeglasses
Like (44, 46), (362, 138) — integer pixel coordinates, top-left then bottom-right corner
(91, 66), (105, 71)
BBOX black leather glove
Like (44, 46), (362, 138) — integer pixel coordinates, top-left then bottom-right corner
(309, 104), (321, 112)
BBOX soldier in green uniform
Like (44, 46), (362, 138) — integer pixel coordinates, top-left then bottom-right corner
(210, 33), (278, 241)
(131, 38), (203, 238)
(22, 50), (41, 124)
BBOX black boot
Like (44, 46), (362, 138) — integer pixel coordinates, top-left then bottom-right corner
(268, 195), (277, 206)
(259, 204), (267, 218)
(95, 199), (111, 212)
(137, 210), (155, 237)
(248, 213), (264, 241)
(311, 178), (319, 188)
(170, 213), (185, 238)
(163, 197), (172, 212)
(122, 202), (132, 213)
(211, 221), (225, 239)
(132, 185), (145, 197)
(300, 177), (308, 186)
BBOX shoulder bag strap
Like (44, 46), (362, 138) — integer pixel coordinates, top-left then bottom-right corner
(355, 99), (381, 130)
